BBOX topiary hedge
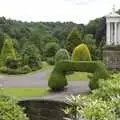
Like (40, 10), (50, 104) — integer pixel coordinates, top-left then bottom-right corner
(48, 61), (109, 90)
(72, 43), (92, 61)
(55, 49), (70, 64)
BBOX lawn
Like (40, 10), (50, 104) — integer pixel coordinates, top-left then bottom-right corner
(41, 62), (54, 71)
(46, 71), (91, 81)
(66, 72), (91, 81)
(1, 87), (48, 99)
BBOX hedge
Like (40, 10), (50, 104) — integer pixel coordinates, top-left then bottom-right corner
(48, 61), (109, 90)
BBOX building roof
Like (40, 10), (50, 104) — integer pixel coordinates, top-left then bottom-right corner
(106, 5), (120, 18)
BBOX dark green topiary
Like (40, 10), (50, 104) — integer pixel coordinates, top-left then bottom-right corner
(72, 43), (92, 61)
(48, 61), (109, 90)
(55, 49), (70, 64)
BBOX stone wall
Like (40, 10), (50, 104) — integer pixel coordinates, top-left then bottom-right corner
(103, 49), (120, 69)
(19, 99), (69, 120)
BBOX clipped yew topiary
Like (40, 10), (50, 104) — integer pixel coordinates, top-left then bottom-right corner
(72, 43), (92, 61)
(48, 61), (109, 90)
(55, 49), (70, 64)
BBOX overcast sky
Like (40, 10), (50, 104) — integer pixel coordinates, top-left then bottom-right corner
(0, 0), (120, 24)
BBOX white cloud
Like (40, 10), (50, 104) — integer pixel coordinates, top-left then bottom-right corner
(0, 0), (120, 24)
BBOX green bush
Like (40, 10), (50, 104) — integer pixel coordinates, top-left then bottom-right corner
(44, 42), (60, 57)
(72, 43), (92, 61)
(5, 57), (18, 69)
(20, 65), (32, 74)
(1, 38), (16, 61)
(46, 57), (55, 65)
(48, 61), (109, 90)
(64, 95), (117, 120)
(92, 73), (120, 100)
(0, 65), (32, 74)
(0, 94), (28, 120)
(22, 44), (41, 69)
(80, 98), (116, 120)
(55, 49), (70, 64)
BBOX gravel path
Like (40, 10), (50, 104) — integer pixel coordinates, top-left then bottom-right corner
(0, 70), (50, 87)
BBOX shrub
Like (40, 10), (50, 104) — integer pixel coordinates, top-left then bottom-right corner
(80, 98), (116, 120)
(0, 65), (32, 74)
(72, 43), (92, 61)
(20, 65), (32, 74)
(22, 44), (41, 69)
(44, 42), (60, 57)
(46, 57), (55, 65)
(55, 49), (70, 64)
(64, 95), (117, 120)
(1, 38), (16, 61)
(5, 57), (18, 69)
(0, 94), (28, 120)
(92, 73), (120, 100)
(48, 61), (109, 90)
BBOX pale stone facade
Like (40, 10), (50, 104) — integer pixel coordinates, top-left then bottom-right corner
(106, 6), (120, 45)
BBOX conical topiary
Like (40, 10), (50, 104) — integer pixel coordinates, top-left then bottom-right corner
(72, 43), (92, 61)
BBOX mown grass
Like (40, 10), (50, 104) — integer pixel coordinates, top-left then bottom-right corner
(66, 72), (91, 81)
(41, 62), (54, 71)
(1, 87), (48, 99)
(46, 71), (91, 81)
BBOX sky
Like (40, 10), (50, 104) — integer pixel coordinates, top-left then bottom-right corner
(0, 0), (120, 24)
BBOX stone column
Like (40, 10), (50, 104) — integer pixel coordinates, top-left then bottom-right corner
(118, 23), (120, 44)
(114, 22), (117, 45)
(106, 22), (111, 45)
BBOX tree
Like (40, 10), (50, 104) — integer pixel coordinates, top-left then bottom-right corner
(44, 42), (60, 57)
(22, 44), (41, 69)
(1, 38), (16, 61)
(0, 32), (6, 52)
(83, 34), (96, 60)
(65, 27), (81, 54)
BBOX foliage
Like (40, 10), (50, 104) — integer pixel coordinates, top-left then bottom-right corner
(55, 49), (70, 64)
(44, 42), (60, 57)
(65, 27), (81, 54)
(64, 95), (83, 120)
(5, 57), (18, 69)
(20, 65), (32, 73)
(22, 44), (41, 69)
(0, 65), (32, 74)
(80, 97), (116, 120)
(92, 73), (120, 100)
(48, 61), (109, 90)
(64, 95), (116, 120)
(72, 44), (92, 61)
(1, 38), (16, 62)
(83, 34), (96, 60)
(0, 94), (28, 120)
(46, 57), (55, 65)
